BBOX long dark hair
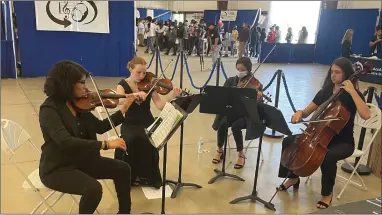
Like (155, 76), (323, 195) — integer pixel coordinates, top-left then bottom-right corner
(322, 57), (356, 92)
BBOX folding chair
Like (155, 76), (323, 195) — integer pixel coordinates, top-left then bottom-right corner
(1, 119), (78, 214)
(336, 103), (381, 199)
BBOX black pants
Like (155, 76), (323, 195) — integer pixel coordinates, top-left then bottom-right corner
(217, 117), (247, 152)
(166, 40), (177, 55)
(278, 135), (354, 196)
(40, 157), (132, 214)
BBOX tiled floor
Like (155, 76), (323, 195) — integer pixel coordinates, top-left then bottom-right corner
(1, 49), (381, 214)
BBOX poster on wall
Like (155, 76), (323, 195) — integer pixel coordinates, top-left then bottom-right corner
(220, 11), (237, 21)
(34, 1), (109, 34)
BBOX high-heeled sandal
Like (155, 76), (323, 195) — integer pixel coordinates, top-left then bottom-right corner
(316, 194), (333, 209)
(276, 178), (300, 191)
(212, 150), (224, 164)
(234, 155), (246, 169)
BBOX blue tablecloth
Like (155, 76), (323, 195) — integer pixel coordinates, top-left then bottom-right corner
(1, 40), (16, 78)
(260, 43), (315, 64)
(350, 56), (382, 84)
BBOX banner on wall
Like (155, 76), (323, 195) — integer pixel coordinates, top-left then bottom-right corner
(220, 11), (237, 21)
(34, 1), (109, 34)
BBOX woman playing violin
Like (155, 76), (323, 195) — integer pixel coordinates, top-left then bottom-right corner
(114, 56), (182, 188)
(39, 61), (136, 214)
(277, 57), (370, 209)
(212, 57), (264, 169)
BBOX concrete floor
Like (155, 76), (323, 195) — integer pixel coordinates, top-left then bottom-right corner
(1, 49), (381, 214)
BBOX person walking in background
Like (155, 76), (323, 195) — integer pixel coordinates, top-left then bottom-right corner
(275, 26), (281, 43)
(238, 23), (249, 57)
(341, 29), (353, 59)
(137, 19), (145, 47)
(166, 23), (178, 56)
(298, 26), (308, 44)
(285, 27), (293, 44)
(208, 23), (222, 66)
(231, 26), (239, 56)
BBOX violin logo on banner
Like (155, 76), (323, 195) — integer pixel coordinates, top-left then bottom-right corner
(34, 1), (109, 34)
(220, 11), (237, 21)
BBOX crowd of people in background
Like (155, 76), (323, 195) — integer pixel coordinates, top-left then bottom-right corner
(135, 16), (310, 64)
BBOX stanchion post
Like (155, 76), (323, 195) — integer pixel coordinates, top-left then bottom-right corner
(341, 87), (374, 175)
(263, 69), (284, 138)
(216, 57), (221, 86)
(155, 47), (159, 77)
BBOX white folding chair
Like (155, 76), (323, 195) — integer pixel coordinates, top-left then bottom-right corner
(1, 119), (78, 214)
(336, 103), (381, 199)
(304, 103), (381, 199)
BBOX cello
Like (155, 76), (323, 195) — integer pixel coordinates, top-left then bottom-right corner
(280, 61), (372, 177)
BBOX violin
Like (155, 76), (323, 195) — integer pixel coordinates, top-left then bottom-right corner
(137, 72), (173, 95)
(280, 61), (373, 177)
(74, 88), (141, 110)
(237, 75), (272, 103)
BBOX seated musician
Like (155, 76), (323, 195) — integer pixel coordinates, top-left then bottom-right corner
(39, 61), (136, 214)
(114, 56), (182, 188)
(212, 57), (264, 169)
(277, 57), (370, 209)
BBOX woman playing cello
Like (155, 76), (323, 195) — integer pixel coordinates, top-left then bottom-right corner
(277, 57), (370, 209)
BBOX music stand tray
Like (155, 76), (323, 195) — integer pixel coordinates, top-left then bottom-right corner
(229, 99), (292, 211)
(200, 86), (260, 184)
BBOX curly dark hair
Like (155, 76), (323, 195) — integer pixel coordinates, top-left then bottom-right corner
(236, 57), (252, 72)
(43, 60), (89, 100)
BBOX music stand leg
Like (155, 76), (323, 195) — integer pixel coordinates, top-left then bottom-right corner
(208, 117), (245, 184)
(161, 143), (168, 214)
(229, 134), (276, 211)
(166, 123), (202, 199)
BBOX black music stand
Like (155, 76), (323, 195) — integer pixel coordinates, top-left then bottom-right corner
(145, 102), (188, 214)
(230, 101), (292, 212)
(166, 94), (203, 198)
(199, 86), (259, 184)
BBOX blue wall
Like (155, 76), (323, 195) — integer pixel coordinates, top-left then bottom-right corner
(137, 8), (147, 19)
(153, 9), (171, 22)
(315, 9), (378, 65)
(1, 1), (16, 78)
(13, 1), (134, 77)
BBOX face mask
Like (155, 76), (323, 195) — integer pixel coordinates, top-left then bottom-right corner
(237, 70), (247, 78)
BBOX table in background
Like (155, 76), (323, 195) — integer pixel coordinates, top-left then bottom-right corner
(350, 56), (382, 84)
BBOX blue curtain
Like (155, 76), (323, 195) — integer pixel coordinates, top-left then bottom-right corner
(315, 9), (378, 65)
(137, 8), (147, 18)
(13, 1), (134, 77)
(1, 1), (16, 78)
(154, 9), (171, 22)
(204, 10), (221, 25)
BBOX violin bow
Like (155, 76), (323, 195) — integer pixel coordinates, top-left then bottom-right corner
(242, 44), (277, 88)
(147, 59), (174, 95)
(87, 73), (127, 154)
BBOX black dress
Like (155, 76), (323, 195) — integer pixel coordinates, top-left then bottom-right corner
(114, 79), (162, 189)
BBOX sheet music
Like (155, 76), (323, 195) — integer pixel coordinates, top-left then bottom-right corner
(146, 102), (183, 148)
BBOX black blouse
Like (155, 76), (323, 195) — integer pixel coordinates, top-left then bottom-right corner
(38, 97), (125, 175)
